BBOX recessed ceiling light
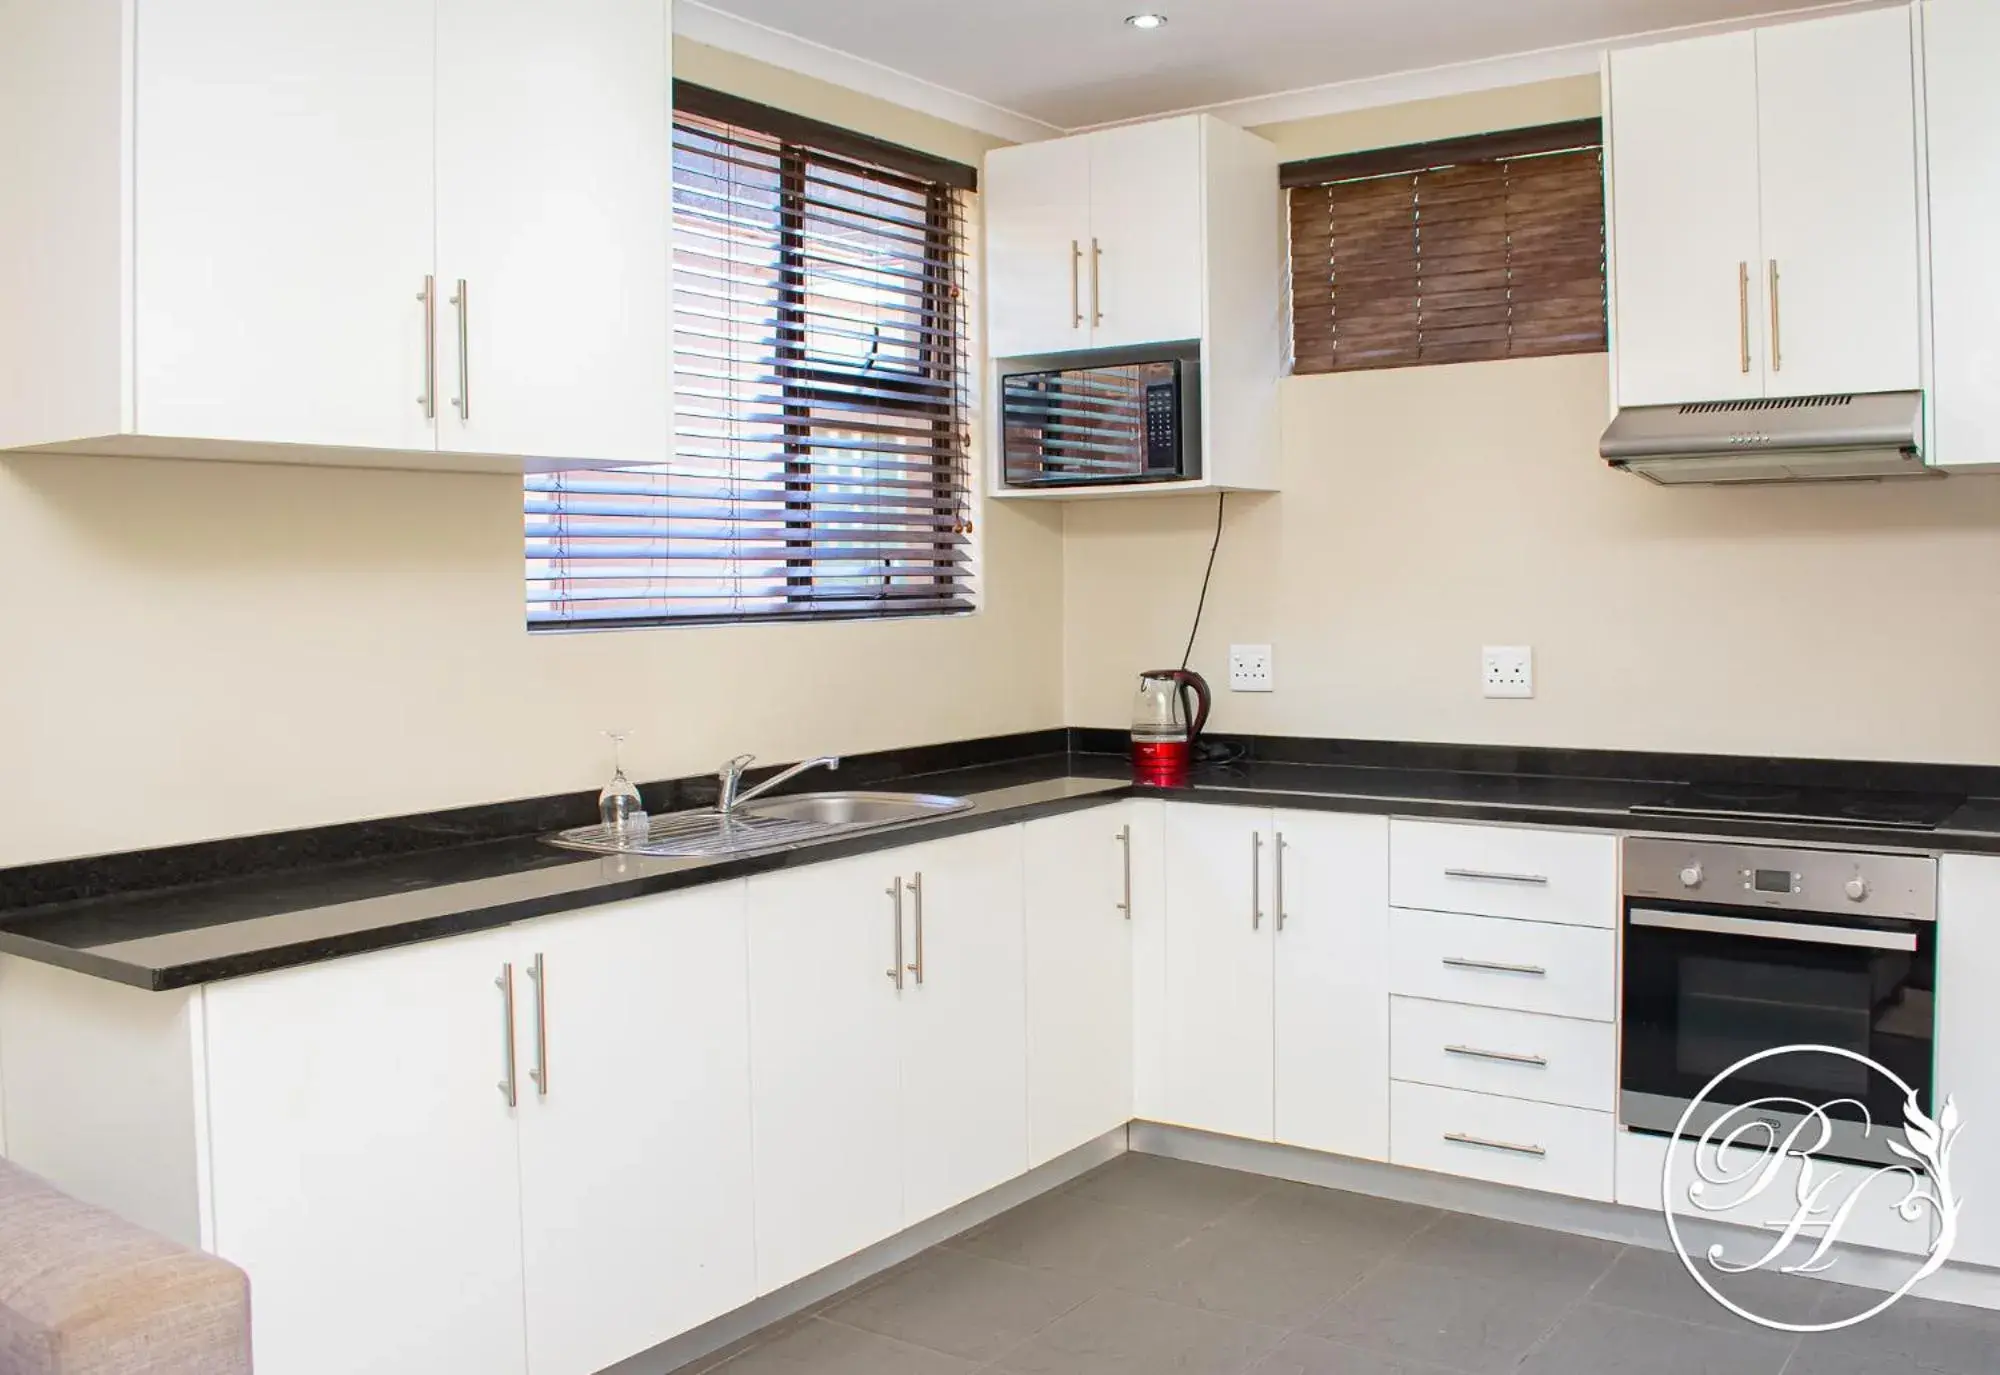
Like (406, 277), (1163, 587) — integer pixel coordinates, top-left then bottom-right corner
(1125, 13), (1168, 30)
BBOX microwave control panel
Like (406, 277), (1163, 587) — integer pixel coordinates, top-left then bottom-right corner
(1143, 380), (1181, 475)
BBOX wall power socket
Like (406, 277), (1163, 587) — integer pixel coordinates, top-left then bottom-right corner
(1482, 645), (1534, 699)
(1229, 644), (1274, 692)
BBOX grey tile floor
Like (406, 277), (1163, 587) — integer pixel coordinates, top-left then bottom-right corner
(690, 1154), (2000, 1375)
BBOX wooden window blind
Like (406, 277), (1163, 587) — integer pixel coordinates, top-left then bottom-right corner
(1284, 119), (1607, 375)
(525, 84), (976, 629)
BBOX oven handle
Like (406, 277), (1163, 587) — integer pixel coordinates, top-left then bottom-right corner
(1629, 907), (1917, 953)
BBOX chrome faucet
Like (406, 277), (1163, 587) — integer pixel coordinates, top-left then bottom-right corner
(716, 753), (841, 815)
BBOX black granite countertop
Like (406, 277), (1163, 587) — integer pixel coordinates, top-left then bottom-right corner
(10, 737), (2000, 992)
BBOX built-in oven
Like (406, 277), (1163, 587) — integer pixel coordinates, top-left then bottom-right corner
(1621, 837), (1937, 1168)
(998, 340), (1201, 489)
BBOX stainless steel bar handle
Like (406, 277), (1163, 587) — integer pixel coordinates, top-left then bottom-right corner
(1443, 868), (1549, 886)
(1090, 238), (1103, 327)
(1442, 956), (1548, 977)
(450, 278), (470, 420)
(1444, 1131), (1547, 1159)
(1250, 832), (1263, 930)
(495, 963), (518, 1108)
(1768, 259), (1782, 373)
(1445, 1044), (1549, 1068)
(1738, 261), (1751, 374)
(417, 275), (436, 419)
(527, 953), (549, 1097)
(1631, 907), (1917, 952)
(1275, 833), (1289, 931)
(886, 878), (906, 989)
(1116, 824), (1133, 920)
(906, 872), (926, 986)
(1071, 241), (1083, 329)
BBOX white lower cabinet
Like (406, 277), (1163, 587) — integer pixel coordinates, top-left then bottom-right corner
(1937, 854), (2000, 1267)
(204, 882), (756, 1375)
(1391, 1081), (1614, 1201)
(1390, 998), (1614, 1113)
(1159, 805), (1391, 1159)
(747, 826), (1029, 1292)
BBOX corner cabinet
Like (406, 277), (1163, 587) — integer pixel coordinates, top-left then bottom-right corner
(1605, 6), (1924, 407)
(983, 115), (1285, 499)
(0, 0), (670, 474)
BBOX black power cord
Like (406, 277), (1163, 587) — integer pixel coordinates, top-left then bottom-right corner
(1180, 493), (1225, 672)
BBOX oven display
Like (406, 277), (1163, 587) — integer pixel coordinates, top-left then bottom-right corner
(1753, 868), (1794, 894)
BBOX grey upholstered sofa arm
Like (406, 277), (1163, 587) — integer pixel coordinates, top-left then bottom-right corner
(0, 1159), (251, 1374)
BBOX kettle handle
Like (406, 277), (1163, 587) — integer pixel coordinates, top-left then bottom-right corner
(1173, 670), (1212, 746)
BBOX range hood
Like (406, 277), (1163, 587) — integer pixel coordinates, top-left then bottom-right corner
(1600, 391), (1930, 485)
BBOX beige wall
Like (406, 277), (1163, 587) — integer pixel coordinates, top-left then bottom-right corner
(0, 40), (1064, 868)
(1064, 79), (2000, 766)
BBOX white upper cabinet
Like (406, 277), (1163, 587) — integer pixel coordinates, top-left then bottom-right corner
(1606, 33), (1764, 407)
(1922, 0), (2000, 468)
(1607, 7), (1924, 407)
(985, 135), (1095, 359)
(1085, 119), (1206, 350)
(0, 0), (671, 472)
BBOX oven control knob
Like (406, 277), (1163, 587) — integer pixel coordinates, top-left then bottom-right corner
(1678, 864), (1704, 889)
(1845, 876), (1871, 903)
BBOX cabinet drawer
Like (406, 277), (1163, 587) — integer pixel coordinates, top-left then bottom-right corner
(1389, 909), (1615, 1021)
(1390, 821), (1617, 928)
(1390, 1082), (1614, 1201)
(1390, 997), (1615, 1111)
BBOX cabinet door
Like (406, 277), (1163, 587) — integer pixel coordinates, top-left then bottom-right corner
(898, 826), (1030, 1223)
(1127, 800), (1171, 1121)
(1608, 33), (1765, 406)
(1273, 811), (1390, 1161)
(203, 932), (528, 1375)
(1755, 8), (1922, 398)
(1161, 805), (1275, 1140)
(435, 0), (671, 466)
(516, 886), (756, 1375)
(1087, 118), (1206, 349)
(746, 855), (905, 1292)
(1937, 855), (2000, 1268)
(1925, 0), (2000, 467)
(1024, 807), (1134, 1166)
(132, 0), (437, 452)
(984, 136), (1094, 357)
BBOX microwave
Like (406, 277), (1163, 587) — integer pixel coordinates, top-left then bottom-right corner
(998, 341), (1202, 489)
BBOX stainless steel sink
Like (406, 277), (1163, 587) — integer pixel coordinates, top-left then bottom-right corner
(550, 791), (972, 860)
(737, 791), (970, 828)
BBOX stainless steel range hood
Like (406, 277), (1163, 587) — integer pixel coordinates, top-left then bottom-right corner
(1600, 390), (1929, 485)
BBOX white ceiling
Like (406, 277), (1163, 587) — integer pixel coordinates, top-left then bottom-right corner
(680, 0), (1876, 133)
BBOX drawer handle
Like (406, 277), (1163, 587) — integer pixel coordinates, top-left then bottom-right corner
(1441, 956), (1548, 978)
(1444, 867), (1549, 886)
(1444, 1044), (1548, 1068)
(1444, 1131), (1547, 1159)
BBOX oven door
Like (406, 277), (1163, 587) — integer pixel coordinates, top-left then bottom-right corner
(1621, 901), (1935, 1167)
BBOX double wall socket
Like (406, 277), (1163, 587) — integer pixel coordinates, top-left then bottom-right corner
(1229, 644), (1274, 692)
(1482, 646), (1534, 699)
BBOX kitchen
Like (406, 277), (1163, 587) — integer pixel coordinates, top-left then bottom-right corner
(3, 1), (2000, 1373)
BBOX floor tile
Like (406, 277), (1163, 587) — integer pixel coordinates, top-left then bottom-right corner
(1397, 1212), (1622, 1289)
(1518, 1302), (1795, 1375)
(1306, 1261), (1583, 1375)
(1790, 1289), (2000, 1375)
(992, 1291), (1284, 1375)
(1244, 1331), (1465, 1375)
(1125, 1214), (1383, 1328)
(946, 1191), (1199, 1286)
(1589, 1245), (1828, 1332)
(1228, 1180), (1441, 1251)
(1063, 1154), (1272, 1225)
(713, 1317), (981, 1375)
(818, 1246), (1097, 1363)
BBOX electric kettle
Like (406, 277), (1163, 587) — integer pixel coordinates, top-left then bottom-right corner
(1131, 669), (1212, 786)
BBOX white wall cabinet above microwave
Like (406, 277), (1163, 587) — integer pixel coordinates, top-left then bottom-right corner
(983, 114), (1284, 499)
(0, 0), (671, 475)
(1605, 6), (1925, 409)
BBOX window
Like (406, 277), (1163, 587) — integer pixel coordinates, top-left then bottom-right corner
(1285, 120), (1607, 375)
(526, 84), (976, 629)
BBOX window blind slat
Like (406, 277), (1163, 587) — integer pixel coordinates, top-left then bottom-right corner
(1288, 131), (1606, 376)
(528, 104), (972, 629)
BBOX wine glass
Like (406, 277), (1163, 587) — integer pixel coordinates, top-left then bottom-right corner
(599, 729), (649, 841)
